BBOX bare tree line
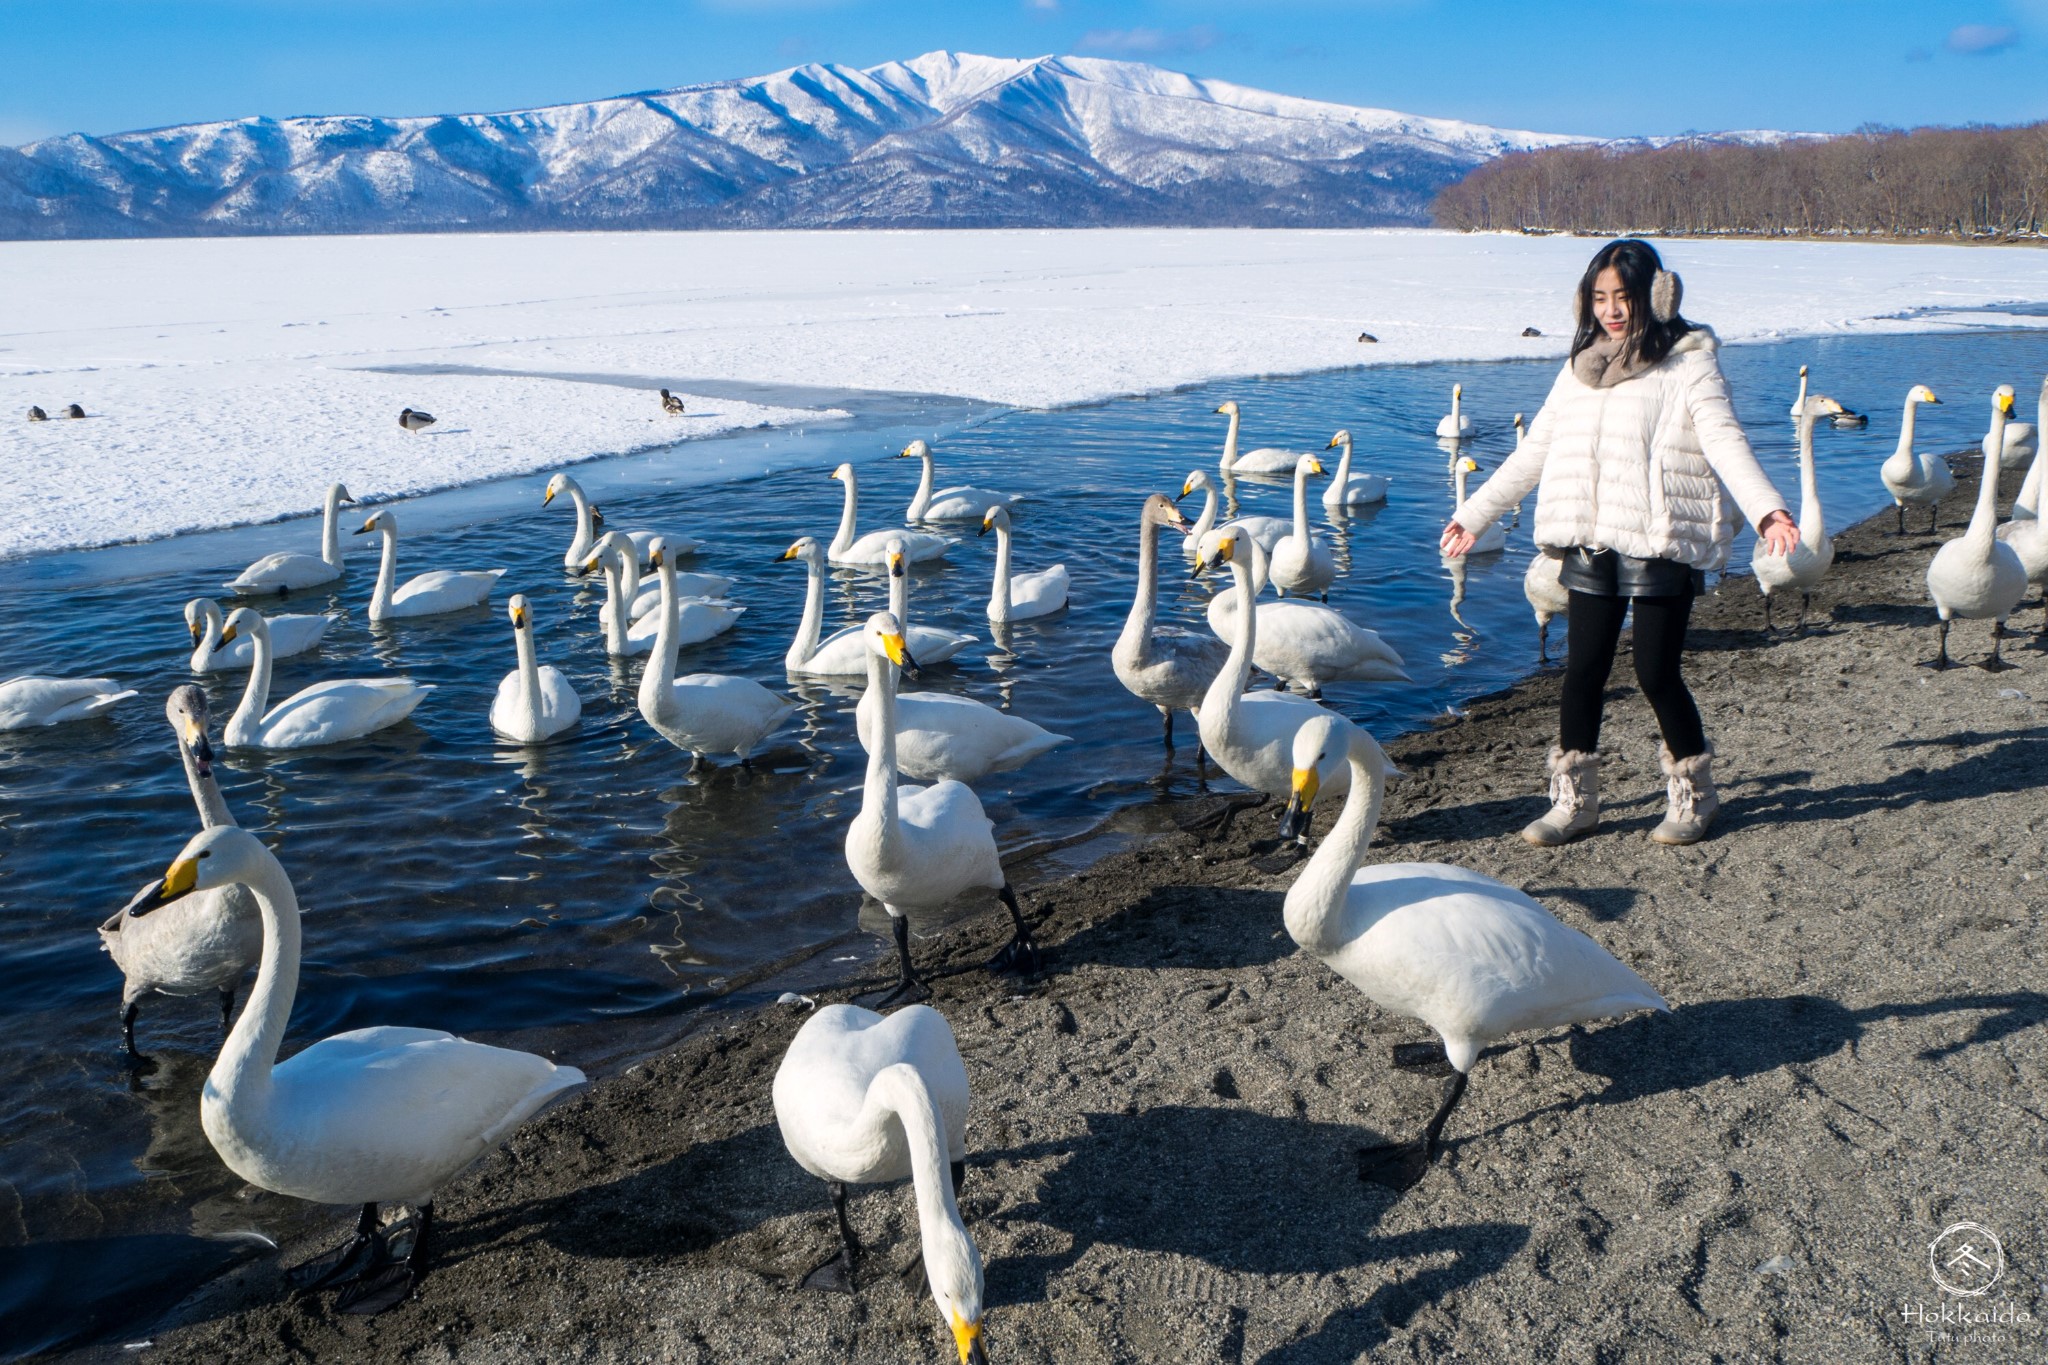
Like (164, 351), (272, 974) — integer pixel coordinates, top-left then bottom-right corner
(1433, 123), (2048, 241)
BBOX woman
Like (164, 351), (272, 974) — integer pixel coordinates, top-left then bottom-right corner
(1442, 239), (1798, 847)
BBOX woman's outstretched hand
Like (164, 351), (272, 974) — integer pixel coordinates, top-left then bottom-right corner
(1440, 520), (1476, 558)
(1756, 509), (1800, 556)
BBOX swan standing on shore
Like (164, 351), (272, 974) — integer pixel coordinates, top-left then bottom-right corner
(224, 483), (355, 595)
(1880, 385), (1952, 534)
(1926, 387), (2029, 669)
(101, 687), (259, 1059)
(829, 464), (953, 568)
(1113, 494), (1228, 747)
(638, 540), (792, 766)
(1447, 458), (1505, 554)
(2013, 377), (2048, 525)
(185, 598), (329, 673)
(219, 609), (428, 748)
(1435, 383), (1473, 440)
(0, 676), (137, 730)
(119, 826), (586, 1314)
(1997, 402), (2048, 635)
(979, 506), (1068, 623)
(1279, 713), (1668, 1188)
(1214, 400), (1305, 477)
(772, 1003), (987, 1361)
(490, 596), (582, 743)
(1202, 531), (1408, 696)
(1269, 455), (1335, 599)
(1322, 430), (1389, 508)
(1984, 383), (2039, 470)
(845, 613), (1035, 1004)
(354, 510), (504, 621)
(1523, 554), (1568, 662)
(1753, 378), (1835, 632)
(901, 440), (1022, 523)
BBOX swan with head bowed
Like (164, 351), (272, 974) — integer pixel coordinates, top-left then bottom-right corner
(490, 595), (582, 744)
(979, 506), (1069, 623)
(219, 607), (431, 748)
(855, 656), (1068, 786)
(185, 597), (330, 673)
(637, 539), (793, 766)
(1925, 386), (2028, 669)
(100, 686), (260, 1060)
(828, 464), (953, 568)
(1214, 400), (1308, 477)
(1112, 493), (1228, 747)
(1276, 711), (1668, 1188)
(117, 826), (585, 1313)
(1267, 454), (1335, 599)
(773, 1002), (987, 1361)
(224, 483), (354, 595)
(901, 440), (1022, 523)
(1199, 528), (1408, 696)
(353, 510), (504, 620)
(1322, 430), (1389, 508)
(778, 537), (973, 675)
(845, 612), (1037, 1004)
(1879, 384), (1953, 535)
(0, 676), (137, 730)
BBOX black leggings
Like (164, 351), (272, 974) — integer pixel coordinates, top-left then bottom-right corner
(1558, 589), (1707, 758)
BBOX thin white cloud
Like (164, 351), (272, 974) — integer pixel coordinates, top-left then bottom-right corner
(1026, 0), (1060, 11)
(1946, 23), (2020, 54)
(1076, 24), (1219, 55)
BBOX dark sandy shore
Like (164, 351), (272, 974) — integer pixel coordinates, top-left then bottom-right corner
(57, 459), (2048, 1365)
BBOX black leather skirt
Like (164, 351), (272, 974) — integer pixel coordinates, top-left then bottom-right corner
(1554, 547), (1704, 599)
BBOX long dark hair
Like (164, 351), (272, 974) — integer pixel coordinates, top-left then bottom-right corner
(1570, 238), (1689, 367)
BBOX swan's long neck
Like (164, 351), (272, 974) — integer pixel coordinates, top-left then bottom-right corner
(565, 482), (594, 564)
(2028, 387), (2048, 517)
(601, 555), (631, 654)
(788, 555), (827, 669)
(638, 560), (679, 714)
(1284, 736), (1387, 957)
(861, 643), (902, 858)
(1796, 421), (1825, 548)
(1201, 555), (1257, 725)
(988, 522), (1013, 621)
(228, 628), (273, 745)
(908, 455), (935, 521)
(1330, 438), (1354, 491)
(617, 545), (644, 606)
(1292, 461), (1312, 536)
(1453, 463), (1470, 508)
(862, 1065), (970, 1293)
(179, 737), (235, 830)
(890, 565), (912, 632)
(320, 488), (343, 569)
(192, 606), (223, 672)
(1191, 486), (1218, 546)
(514, 620), (543, 723)
(1450, 388), (1463, 424)
(1897, 397), (1922, 475)
(1220, 411), (1240, 471)
(832, 475), (859, 558)
(208, 851), (301, 1119)
(1969, 407), (2006, 544)
(371, 529), (398, 617)
(1117, 516), (1161, 665)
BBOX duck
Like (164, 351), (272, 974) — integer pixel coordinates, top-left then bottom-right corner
(1193, 528), (1351, 837)
(845, 613), (1035, 1003)
(771, 1002), (987, 1363)
(1984, 384), (2039, 471)
(1278, 711), (1668, 1188)
(185, 598), (330, 673)
(1435, 383), (1473, 440)
(1447, 457), (1505, 554)
(584, 534), (742, 658)
(2009, 376), (2047, 525)
(660, 388), (686, 415)
(0, 676), (137, 730)
(219, 608), (430, 748)
(1200, 530), (1409, 696)
(775, 537), (969, 675)
(1322, 430), (1390, 508)
(490, 595), (582, 744)
(1523, 553), (1569, 663)
(65, 403), (86, 420)
(224, 483), (356, 595)
(637, 539), (793, 766)
(117, 826), (585, 1314)
(1112, 493), (1228, 747)
(901, 440), (1023, 523)
(354, 509), (505, 620)
(1175, 470), (1290, 561)
(100, 686), (260, 1061)
(829, 464), (954, 568)
(1925, 386), (2029, 669)
(398, 407), (436, 433)
(1214, 400), (1308, 477)
(1879, 384), (1952, 534)
(1752, 371), (1835, 632)
(26, 406), (47, 422)
(1267, 454), (1335, 599)
(979, 506), (1068, 623)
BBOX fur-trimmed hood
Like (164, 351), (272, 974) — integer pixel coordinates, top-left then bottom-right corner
(1571, 323), (1718, 390)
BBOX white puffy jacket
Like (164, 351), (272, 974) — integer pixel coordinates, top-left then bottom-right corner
(1456, 327), (1786, 572)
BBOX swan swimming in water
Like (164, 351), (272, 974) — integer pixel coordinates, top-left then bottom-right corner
(979, 506), (1069, 623)
(490, 595), (583, 743)
(637, 540), (793, 766)
(901, 440), (1023, 523)
(1200, 530), (1408, 696)
(1435, 383), (1473, 440)
(219, 607), (430, 749)
(777, 537), (972, 675)
(1112, 493), (1227, 747)
(0, 676), (137, 730)
(1214, 400), (1308, 477)
(354, 510), (504, 621)
(1267, 454), (1335, 599)
(828, 464), (954, 568)
(223, 483), (355, 595)
(185, 597), (330, 673)
(1322, 429), (1389, 508)
(118, 825), (586, 1314)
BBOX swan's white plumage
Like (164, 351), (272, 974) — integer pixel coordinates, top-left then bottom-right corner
(828, 464), (953, 567)
(225, 483), (353, 594)
(1113, 493), (1228, 723)
(1322, 430), (1389, 507)
(776, 537), (972, 674)
(1752, 373), (1835, 610)
(1880, 385), (1955, 515)
(0, 676), (137, 729)
(356, 509), (503, 620)
(220, 608), (428, 749)
(857, 689), (1069, 784)
(1201, 531), (1408, 693)
(1447, 457), (1505, 554)
(1214, 400), (1307, 476)
(638, 540), (792, 761)
(185, 598), (329, 673)
(1927, 387), (2028, 630)
(981, 506), (1068, 623)
(1267, 454), (1336, 598)
(902, 440), (1023, 523)
(1435, 383), (1473, 440)
(490, 595), (582, 743)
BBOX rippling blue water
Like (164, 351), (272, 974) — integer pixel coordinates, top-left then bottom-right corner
(3, 326), (2044, 1354)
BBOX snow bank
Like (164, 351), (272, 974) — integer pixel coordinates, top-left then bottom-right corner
(5, 228), (2046, 559)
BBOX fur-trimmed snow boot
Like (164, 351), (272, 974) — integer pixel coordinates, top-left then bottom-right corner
(1650, 743), (1719, 845)
(1520, 746), (1600, 847)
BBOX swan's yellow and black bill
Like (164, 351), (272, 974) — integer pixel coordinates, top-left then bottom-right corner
(352, 519), (375, 536)
(187, 622), (204, 643)
(542, 486), (557, 506)
(880, 631), (920, 676)
(777, 543), (801, 562)
(950, 1312), (985, 1364)
(1308, 457), (1326, 475)
(1192, 534), (1236, 575)
(889, 551), (905, 577)
(511, 604), (529, 628)
(124, 856), (200, 919)
(1177, 476), (1195, 499)
(1999, 391), (2016, 415)
(178, 717), (215, 772)
(219, 621), (239, 645)
(978, 509), (996, 536)
(1278, 766), (1319, 841)
(1326, 434), (1342, 449)
(648, 547), (665, 569)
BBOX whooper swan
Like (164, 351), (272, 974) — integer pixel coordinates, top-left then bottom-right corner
(354, 510), (504, 621)
(1447, 457), (1505, 554)
(490, 595), (582, 743)
(776, 537), (971, 675)
(1925, 386), (2028, 669)
(772, 1002), (987, 1362)
(828, 464), (953, 568)
(1112, 493), (1227, 746)
(1984, 384), (2040, 471)
(2013, 376), (2048, 525)
(186, 597), (329, 673)
(1214, 400), (1309, 477)
(901, 439), (1022, 523)
(1523, 554), (1569, 663)
(223, 483), (354, 595)
(544, 472), (703, 570)
(1879, 384), (1952, 534)
(1751, 372), (1835, 632)
(119, 826), (585, 1313)
(1177, 470), (1289, 560)
(1278, 711), (1668, 1188)
(637, 539), (793, 766)
(1435, 383), (1473, 440)
(219, 608), (430, 749)
(1322, 430), (1389, 508)
(0, 676), (138, 730)
(1200, 529), (1408, 696)
(1268, 454), (1335, 599)
(979, 506), (1068, 623)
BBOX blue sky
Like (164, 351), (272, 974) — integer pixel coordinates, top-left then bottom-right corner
(4, 0), (2048, 145)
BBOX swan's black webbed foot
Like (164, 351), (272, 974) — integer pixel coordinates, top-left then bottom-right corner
(288, 1203), (381, 1294)
(987, 885), (1040, 974)
(1390, 1041), (1454, 1075)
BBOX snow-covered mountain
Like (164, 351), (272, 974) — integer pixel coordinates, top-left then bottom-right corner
(0, 52), (1593, 239)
